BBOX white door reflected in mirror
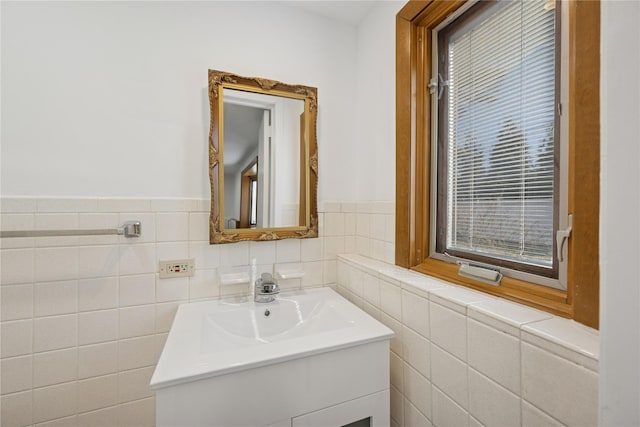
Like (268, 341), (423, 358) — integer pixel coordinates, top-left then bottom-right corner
(222, 88), (305, 229)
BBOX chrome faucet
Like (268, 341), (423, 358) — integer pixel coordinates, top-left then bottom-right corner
(254, 272), (280, 303)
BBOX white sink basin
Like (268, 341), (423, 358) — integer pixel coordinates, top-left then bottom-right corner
(150, 287), (393, 389)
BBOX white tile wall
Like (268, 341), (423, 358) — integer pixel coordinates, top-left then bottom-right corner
(0, 197), (352, 425)
(337, 253), (600, 427)
(2, 197), (598, 427)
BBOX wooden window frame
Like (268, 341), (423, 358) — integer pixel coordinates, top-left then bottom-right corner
(395, 0), (600, 328)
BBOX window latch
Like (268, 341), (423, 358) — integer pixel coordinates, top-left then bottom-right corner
(428, 74), (449, 99)
(556, 214), (573, 262)
(458, 262), (502, 286)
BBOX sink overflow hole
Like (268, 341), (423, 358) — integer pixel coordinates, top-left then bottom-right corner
(264, 309), (270, 317)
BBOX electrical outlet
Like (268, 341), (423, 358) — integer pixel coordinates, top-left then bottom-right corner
(159, 258), (195, 279)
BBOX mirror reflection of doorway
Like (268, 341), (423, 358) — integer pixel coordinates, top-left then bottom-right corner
(239, 158), (258, 228)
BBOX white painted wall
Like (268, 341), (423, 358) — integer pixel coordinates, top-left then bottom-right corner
(0, 1), (358, 202)
(599, 1), (640, 425)
(355, 1), (403, 201)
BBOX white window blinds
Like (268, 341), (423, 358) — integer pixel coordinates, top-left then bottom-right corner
(440, 0), (557, 271)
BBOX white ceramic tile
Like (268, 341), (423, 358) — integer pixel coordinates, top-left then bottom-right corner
(370, 214), (386, 240)
(119, 274), (155, 306)
(156, 212), (189, 242)
(301, 261), (323, 288)
(34, 280), (77, 317)
(77, 245), (119, 279)
(152, 198), (199, 212)
(78, 277), (118, 311)
(118, 243), (156, 276)
(33, 348), (77, 388)
(522, 401), (565, 427)
(301, 238), (323, 262)
(522, 317), (600, 363)
(78, 213), (119, 245)
(76, 405), (119, 427)
(118, 212), (155, 243)
(344, 236), (356, 254)
(118, 366), (154, 403)
(432, 385), (469, 427)
(117, 396), (155, 427)
(379, 279), (402, 321)
(1, 284), (33, 320)
(403, 326), (430, 379)
(379, 312), (403, 357)
(467, 318), (520, 394)
(404, 398), (432, 427)
(324, 212), (345, 236)
(189, 240), (220, 269)
(321, 201), (342, 213)
(402, 290), (430, 338)
(219, 242), (249, 267)
(155, 333), (169, 360)
(430, 301), (467, 361)
(36, 413), (78, 427)
(355, 236), (371, 257)
(1, 319), (33, 358)
(403, 362), (432, 419)
(1, 213), (34, 231)
(188, 212), (209, 241)
(397, 271), (450, 299)
(156, 274), (189, 302)
(390, 385), (404, 426)
(34, 247), (78, 282)
(370, 239), (386, 262)
(323, 236), (345, 260)
(468, 368), (521, 427)
(429, 286), (491, 314)
(385, 214), (395, 243)
(522, 342), (598, 426)
(1, 390), (33, 426)
(1, 197), (37, 213)
(340, 202), (357, 213)
(1, 355), (32, 394)
(322, 260), (337, 285)
(99, 198), (151, 213)
(276, 239), (301, 263)
(33, 381), (77, 424)
(34, 314), (77, 352)
(383, 242), (395, 264)
(1, 248), (35, 284)
(431, 344), (468, 409)
(119, 305), (155, 339)
(390, 350), (404, 393)
(156, 301), (181, 333)
(78, 310), (118, 345)
(118, 335), (158, 371)
(468, 297), (552, 334)
(348, 265), (364, 297)
(188, 268), (219, 300)
(78, 342), (118, 379)
(77, 374), (118, 413)
(362, 273), (380, 306)
(356, 213), (370, 237)
(344, 213), (356, 235)
(468, 415), (483, 427)
(37, 198), (97, 213)
(34, 213), (78, 229)
(247, 241), (276, 265)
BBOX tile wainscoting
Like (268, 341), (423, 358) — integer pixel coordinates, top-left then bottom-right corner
(0, 198), (393, 426)
(336, 254), (599, 427)
(0, 197), (596, 426)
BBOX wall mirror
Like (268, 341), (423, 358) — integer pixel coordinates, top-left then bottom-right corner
(208, 69), (318, 244)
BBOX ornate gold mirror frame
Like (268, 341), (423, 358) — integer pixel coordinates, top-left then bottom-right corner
(208, 69), (318, 244)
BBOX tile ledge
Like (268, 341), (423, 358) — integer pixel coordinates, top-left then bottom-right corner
(337, 253), (600, 362)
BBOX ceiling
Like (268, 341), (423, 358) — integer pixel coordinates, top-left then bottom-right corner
(282, 1), (377, 26)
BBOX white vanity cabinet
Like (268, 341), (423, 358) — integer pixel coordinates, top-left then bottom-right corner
(154, 340), (390, 426)
(151, 288), (393, 427)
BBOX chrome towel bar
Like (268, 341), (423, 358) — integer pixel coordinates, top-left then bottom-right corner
(0, 221), (142, 238)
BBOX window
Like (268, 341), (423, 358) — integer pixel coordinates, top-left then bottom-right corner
(396, 0), (600, 327)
